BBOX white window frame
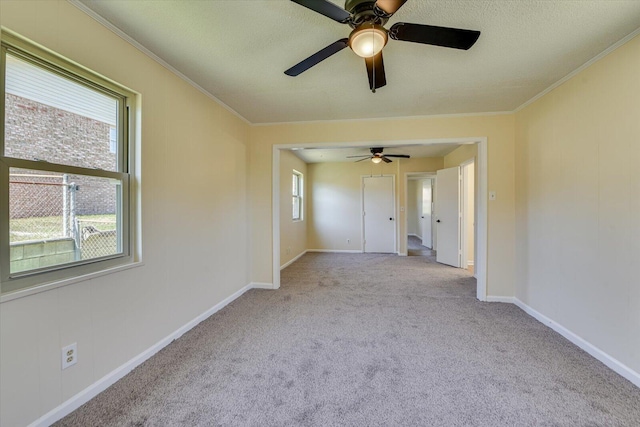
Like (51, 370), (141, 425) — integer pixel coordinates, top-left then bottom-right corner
(0, 32), (137, 295)
(292, 170), (303, 221)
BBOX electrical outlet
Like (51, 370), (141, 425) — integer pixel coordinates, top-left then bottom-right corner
(489, 191), (497, 201)
(62, 343), (77, 370)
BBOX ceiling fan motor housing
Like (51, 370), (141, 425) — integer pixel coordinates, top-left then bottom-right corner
(345, 0), (389, 28)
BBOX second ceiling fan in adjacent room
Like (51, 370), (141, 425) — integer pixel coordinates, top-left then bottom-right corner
(347, 147), (410, 163)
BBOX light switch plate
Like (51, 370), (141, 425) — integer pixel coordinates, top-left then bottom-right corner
(489, 191), (497, 200)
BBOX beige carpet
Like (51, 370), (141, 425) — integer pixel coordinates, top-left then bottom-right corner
(56, 252), (640, 426)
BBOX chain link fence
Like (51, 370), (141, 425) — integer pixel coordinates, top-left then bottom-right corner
(9, 173), (72, 241)
(10, 172), (118, 265)
(77, 218), (117, 260)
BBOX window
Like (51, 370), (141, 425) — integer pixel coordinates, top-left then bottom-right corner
(1, 33), (135, 294)
(292, 170), (303, 221)
(109, 127), (118, 153)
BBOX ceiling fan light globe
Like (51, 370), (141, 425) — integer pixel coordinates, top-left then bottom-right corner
(371, 156), (383, 164)
(349, 25), (388, 58)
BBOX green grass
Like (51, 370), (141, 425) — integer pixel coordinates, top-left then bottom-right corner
(10, 214), (116, 242)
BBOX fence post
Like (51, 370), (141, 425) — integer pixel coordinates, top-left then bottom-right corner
(70, 183), (81, 261)
(62, 174), (69, 237)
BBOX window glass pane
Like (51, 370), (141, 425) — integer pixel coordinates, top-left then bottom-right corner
(9, 168), (122, 274)
(4, 53), (120, 171)
(292, 196), (300, 220)
(292, 174), (298, 196)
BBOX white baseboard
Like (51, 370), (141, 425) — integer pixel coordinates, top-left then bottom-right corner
(280, 250), (307, 270)
(307, 249), (363, 253)
(28, 282), (261, 427)
(408, 233), (421, 238)
(486, 296), (515, 303)
(249, 282), (275, 289)
(398, 252), (408, 257)
(28, 283), (639, 427)
(513, 298), (640, 389)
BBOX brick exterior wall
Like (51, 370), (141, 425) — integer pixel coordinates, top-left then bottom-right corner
(6, 94), (117, 218)
(9, 174), (65, 219)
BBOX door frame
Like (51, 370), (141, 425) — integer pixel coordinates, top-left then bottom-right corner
(403, 172), (436, 254)
(362, 174), (396, 253)
(460, 158), (475, 274)
(272, 138), (488, 301)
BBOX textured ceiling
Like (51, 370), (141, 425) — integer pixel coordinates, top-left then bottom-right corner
(75, 0), (640, 124)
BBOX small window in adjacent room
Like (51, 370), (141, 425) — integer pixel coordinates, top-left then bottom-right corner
(1, 32), (136, 294)
(292, 170), (303, 221)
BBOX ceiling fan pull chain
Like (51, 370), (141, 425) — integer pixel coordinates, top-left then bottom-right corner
(371, 26), (376, 93)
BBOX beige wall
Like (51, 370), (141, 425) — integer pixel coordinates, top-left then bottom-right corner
(279, 150), (307, 266)
(1, 2), (250, 426)
(306, 158), (442, 252)
(249, 115), (515, 296)
(444, 143), (478, 168)
(514, 34), (640, 374)
(307, 161), (368, 251)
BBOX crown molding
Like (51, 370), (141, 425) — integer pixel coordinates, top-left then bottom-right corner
(251, 110), (514, 127)
(514, 27), (640, 113)
(66, 1), (640, 125)
(68, 0), (251, 125)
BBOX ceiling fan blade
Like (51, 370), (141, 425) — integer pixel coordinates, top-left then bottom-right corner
(285, 39), (349, 76)
(347, 155), (373, 158)
(384, 154), (411, 158)
(290, 0), (351, 23)
(365, 52), (386, 91)
(389, 23), (481, 50)
(355, 157), (372, 162)
(374, 0), (408, 17)
(381, 156), (392, 163)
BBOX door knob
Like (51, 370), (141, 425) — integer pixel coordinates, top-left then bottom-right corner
(389, 217), (393, 220)
(421, 216), (424, 219)
(436, 219), (441, 223)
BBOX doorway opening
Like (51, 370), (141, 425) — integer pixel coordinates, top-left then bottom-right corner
(274, 138), (488, 301)
(406, 174), (435, 257)
(431, 158), (477, 272)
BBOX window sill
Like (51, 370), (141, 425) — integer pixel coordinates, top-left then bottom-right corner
(0, 261), (144, 304)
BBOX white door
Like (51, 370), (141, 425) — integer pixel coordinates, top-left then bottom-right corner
(420, 179), (432, 248)
(363, 176), (395, 253)
(435, 167), (460, 267)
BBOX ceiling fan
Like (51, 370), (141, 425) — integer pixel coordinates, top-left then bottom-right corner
(285, 0), (481, 92)
(347, 147), (410, 163)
